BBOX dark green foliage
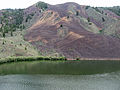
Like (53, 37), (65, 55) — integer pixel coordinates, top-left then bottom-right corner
(76, 11), (79, 16)
(0, 28), (2, 32)
(14, 10), (24, 25)
(26, 15), (32, 22)
(60, 24), (63, 28)
(2, 41), (5, 45)
(25, 47), (27, 50)
(67, 16), (70, 19)
(20, 43), (22, 46)
(19, 24), (25, 30)
(11, 31), (13, 36)
(93, 7), (102, 14)
(30, 13), (34, 16)
(105, 13), (107, 15)
(0, 9), (24, 37)
(89, 22), (92, 25)
(25, 14), (34, 22)
(36, 2), (48, 10)
(99, 29), (104, 33)
(76, 58), (80, 60)
(85, 6), (90, 9)
(0, 56), (67, 64)
(3, 32), (5, 38)
(87, 17), (90, 22)
(102, 17), (105, 22)
(106, 6), (120, 16)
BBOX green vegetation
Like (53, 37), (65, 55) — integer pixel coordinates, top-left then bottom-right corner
(87, 17), (90, 22)
(60, 24), (63, 28)
(89, 22), (92, 25)
(85, 6), (90, 10)
(0, 9), (24, 37)
(93, 7), (103, 14)
(67, 16), (70, 19)
(36, 2), (48, 10)
(102, 17), (105, 22)
(25, 47), (27, 50)
(105, 6), (120, 16)
(0, 56), (67, 65)
(76, 11), (79, 16)
(105, 13), (107, 15)
(0, 31), (39, 58)
(76, 58), (80, 60)
(25, 14), (34, 22)
(99, 29), (104, 34)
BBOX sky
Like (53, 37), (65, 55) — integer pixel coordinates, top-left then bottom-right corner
(0, 0), (120, 9)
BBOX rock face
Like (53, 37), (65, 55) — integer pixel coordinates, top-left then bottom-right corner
(24, 2), (120, 58)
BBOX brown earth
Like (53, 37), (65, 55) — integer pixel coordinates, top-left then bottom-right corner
(24, 2), (120, 58)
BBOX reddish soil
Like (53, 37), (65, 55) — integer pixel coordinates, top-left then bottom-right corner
(24, 3), (120, 58)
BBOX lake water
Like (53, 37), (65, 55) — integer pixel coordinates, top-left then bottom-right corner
(0, 61), (120, 90)
(0, 73), (120, 90)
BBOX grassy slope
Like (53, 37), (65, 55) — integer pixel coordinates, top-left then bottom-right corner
(86, 7), (120, 36)
(0, 31), (39, 58)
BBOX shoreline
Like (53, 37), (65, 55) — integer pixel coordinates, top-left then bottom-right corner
(0, 56), (66, 65)
(67, 58), (120, 61)
(0, 56), (120, 65)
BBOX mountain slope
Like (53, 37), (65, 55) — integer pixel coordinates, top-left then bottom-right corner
(24, 2), (120, 58)
(1, 1), (120, 58)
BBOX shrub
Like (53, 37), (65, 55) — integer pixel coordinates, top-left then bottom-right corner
(36, 2), (48, 10)
(51, 12), (53, 14)
(76, 11), (79, 16)
(20, 43), (22, 46)
(60, 24), (63, 28)
(67, 16), (70, 19)
(99, 29), (103, 33)
(102, 17), (105, 22)
(76, 58), (80, 60)
(25, 47), (27, 50)
(86, 6), (90, 9)
(2, 41), (5, 45)
(25, 15), (32, 22)
(87, 17), (90, 22)
(89, 22), (92, 25)
(3, 32), (5, 38)
(11, 31), (13, 36)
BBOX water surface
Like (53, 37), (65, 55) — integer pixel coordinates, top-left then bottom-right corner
(0, 60), (120, 75)
(0, 60), (120, 90)
(0, 73), (120, 90)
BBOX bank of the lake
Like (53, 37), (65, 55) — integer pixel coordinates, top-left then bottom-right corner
(0, 56), (67, 65)
(1, 56), (120, 65)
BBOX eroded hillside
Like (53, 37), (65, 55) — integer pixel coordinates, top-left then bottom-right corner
(1, 1), (120, 58)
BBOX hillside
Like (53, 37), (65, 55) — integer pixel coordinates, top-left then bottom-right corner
(1, 1), (120, 58)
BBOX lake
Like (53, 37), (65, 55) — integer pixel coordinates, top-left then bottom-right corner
(0, 60), (120, 90)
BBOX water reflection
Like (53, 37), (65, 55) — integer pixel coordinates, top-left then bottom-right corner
(0, 60), (120, 75)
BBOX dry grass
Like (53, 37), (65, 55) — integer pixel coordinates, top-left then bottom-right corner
(0, 31), (39, 58)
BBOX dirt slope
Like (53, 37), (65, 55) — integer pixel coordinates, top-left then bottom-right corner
(24, 2), (120, 58)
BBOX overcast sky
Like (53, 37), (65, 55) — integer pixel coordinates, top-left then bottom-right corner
(0, 0), (120, 9)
